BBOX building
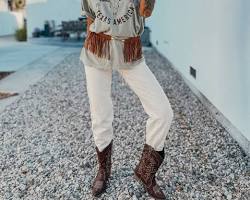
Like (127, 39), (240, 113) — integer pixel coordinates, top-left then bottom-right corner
(25, 0), (81, 38)
(0, 0), (82, 38)
(148, 0), (250, 154)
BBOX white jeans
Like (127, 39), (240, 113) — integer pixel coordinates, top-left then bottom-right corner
(84, 60), (174, 152)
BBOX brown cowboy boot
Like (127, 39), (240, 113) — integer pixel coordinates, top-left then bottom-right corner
(134, 144), (166, 200)
(92, 140), (113, 197)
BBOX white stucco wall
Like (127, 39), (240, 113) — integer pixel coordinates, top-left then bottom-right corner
(0, 0), (8, 11)
(26, 0), (82, 38)
(0, 12), (18, 35)
(244, 1), (250, 139)
(0, 0), (26, 36)
(0, 0), (17, 36)
(147, 0), (250, 141)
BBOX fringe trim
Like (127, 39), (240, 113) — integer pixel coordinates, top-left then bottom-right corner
(85, 16), (111, 60)
(123, 36), (142, 63)
(85, 16), (142, 62)
(84, 31), (112, 60)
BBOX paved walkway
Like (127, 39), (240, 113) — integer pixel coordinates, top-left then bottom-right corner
(0, 48), (249, 200)
(0, 37), (79, 112)
(0, 36), (60, 72)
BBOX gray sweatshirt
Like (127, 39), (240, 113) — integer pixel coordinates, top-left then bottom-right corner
(79, 0), (147, 70)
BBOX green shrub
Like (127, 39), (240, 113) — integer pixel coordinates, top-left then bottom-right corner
(15, 27), (27, 41)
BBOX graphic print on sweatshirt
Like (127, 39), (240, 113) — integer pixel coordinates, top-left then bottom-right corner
(94, 0), (140, 26)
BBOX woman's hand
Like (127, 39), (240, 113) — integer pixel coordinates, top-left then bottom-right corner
(86, 16), (94, 35)
(139, 0), (156, 18)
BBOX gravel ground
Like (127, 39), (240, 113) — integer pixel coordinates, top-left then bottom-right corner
(0, 48), (249, 200)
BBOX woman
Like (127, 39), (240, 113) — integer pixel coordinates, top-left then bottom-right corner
(80, 0), (174, 199)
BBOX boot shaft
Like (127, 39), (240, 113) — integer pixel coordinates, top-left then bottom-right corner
(135, 143), (164, 185)
(92, 140), (113, 197)
(95, 140), (113, 177)
(134, 143), (166, 199)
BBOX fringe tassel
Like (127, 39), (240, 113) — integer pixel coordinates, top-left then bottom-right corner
(84, 31), (112, 60)
(123, 36), (142, 63)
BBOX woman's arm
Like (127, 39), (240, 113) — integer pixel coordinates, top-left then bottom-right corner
(139, 0), (156, 18)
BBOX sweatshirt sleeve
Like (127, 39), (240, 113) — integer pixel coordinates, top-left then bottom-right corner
(81, 0), (95, 19)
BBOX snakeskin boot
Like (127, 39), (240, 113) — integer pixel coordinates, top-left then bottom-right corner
(92, 140), (113, 197)
(134, 143), (166, 200)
